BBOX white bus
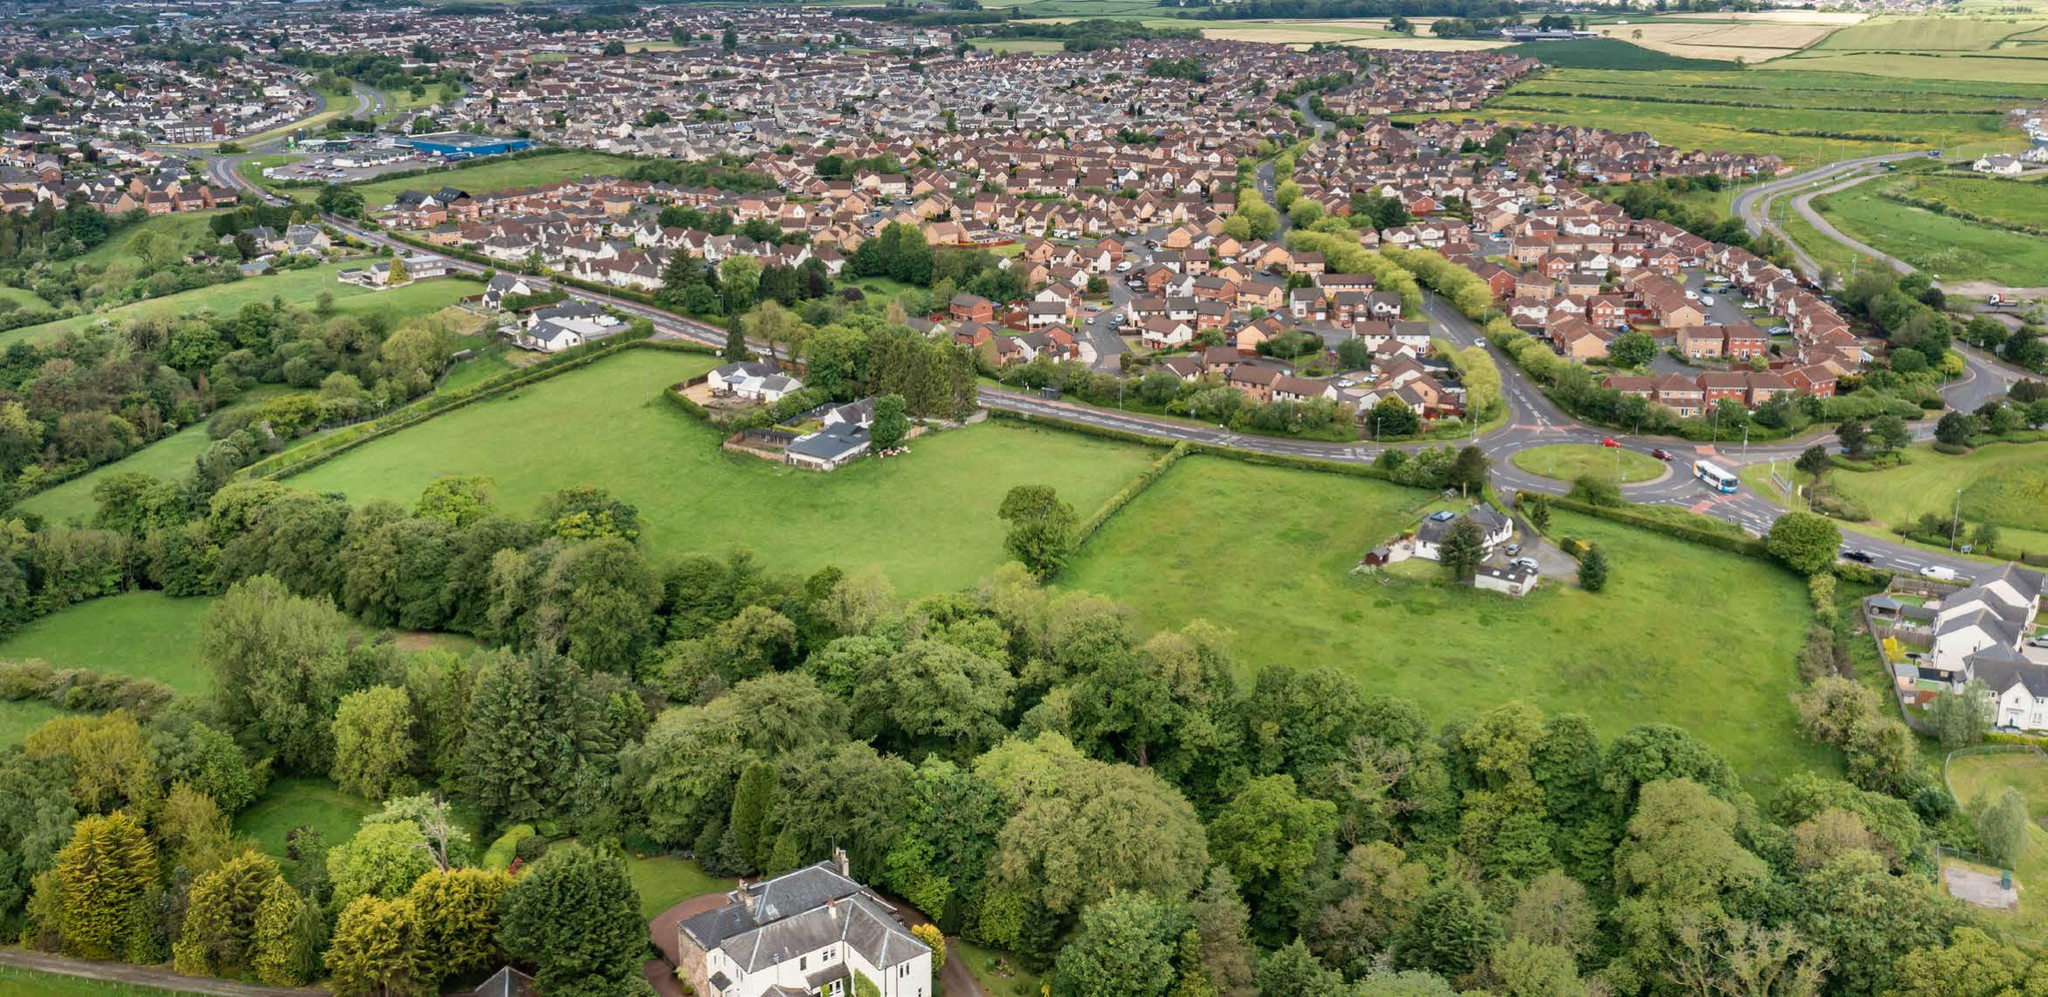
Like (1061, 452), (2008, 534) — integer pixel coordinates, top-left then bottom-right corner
(1694, 459), (1738, 493)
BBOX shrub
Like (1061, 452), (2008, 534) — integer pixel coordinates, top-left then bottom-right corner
(1567, 475), (1623, 507)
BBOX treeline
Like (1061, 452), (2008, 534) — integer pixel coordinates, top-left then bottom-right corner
(624, 155), (781, 193)
(0, 452), (2001, 997)
(1601, 177), (1755, 251)
(979, 18), (1202, 52)
(0, 290), (479, 511)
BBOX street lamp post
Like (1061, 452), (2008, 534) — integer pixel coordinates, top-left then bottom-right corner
(1950, 487), (1963, 552)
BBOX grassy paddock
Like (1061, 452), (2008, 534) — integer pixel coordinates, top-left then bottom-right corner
(1813, 181), (2048, 287)
(0, 700), (70, 748)
(0, 265), (483, 347)
(1058, 456), (1832, 793)
(0, 592), (214, 696)
(284, 350), (1159, 594)
(1946, 749), (2048, 935)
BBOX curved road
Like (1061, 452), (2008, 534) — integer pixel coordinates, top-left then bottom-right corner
(206, 147), (2015, 585)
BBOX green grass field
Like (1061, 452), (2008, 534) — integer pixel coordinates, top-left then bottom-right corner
(1504, 38), (1733, 70)
(12, 424), (214, 525)
(0, 265), (483, 347)
(77, 211), (226, 270)
(285, 350), (1160, 593)
(1812, 181), (2048, 287)
(1512, 444), (1668, 484)
(0, 592), (214, 696)
(624, 852), (733, 919)
(1822, 443), (2048, 555)
(0, 967), (184, 996)
(353, 151), (640, 212)
(1880, 173), (2048, 228)
(969, 38), (1067, 53)
(0, 700), (69, 748)
(1817, 16), (2037, 51)
(234, 776), (376, 865)
(1059, 456), (1833, 793)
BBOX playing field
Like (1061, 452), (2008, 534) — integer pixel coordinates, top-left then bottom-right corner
(1822, 443), (2048, 556)
(1059, 456), (1832, 793)
(284, 349), (1162, 594)
(0, 265), (483, 347)
(351, 151), (641, 213)
(969, 38), (1067, 54)
(0, 592), (214, 696)
(1511, 444), (1668, 484)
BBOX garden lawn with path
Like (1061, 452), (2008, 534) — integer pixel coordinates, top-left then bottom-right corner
(1059, 456), (1834, 794)
(285, 349), (1160, 594)
(622, 852), (733, 920)
(957, 939), (1044, 997)
(0, 265), (483, 347)
(1511, 443), (1668, 484)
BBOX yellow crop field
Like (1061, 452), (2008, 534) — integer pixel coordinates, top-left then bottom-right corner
(1591, 20), (1844, 61)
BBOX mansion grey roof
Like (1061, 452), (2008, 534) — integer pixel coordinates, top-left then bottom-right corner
(679, 862), (930, 974)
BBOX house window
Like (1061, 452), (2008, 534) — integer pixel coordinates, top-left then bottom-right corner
(824, 947), (836, 962)
(800, 956), (808, 971)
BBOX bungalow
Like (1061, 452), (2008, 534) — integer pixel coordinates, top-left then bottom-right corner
(515, 301), (620, 354)
(1413, 506), (1513, 562)
(708, 360), (804, 402)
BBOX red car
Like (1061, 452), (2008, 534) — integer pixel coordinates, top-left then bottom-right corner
(1651, 448), (1674, 460)
(1600, 437), (1620, 447)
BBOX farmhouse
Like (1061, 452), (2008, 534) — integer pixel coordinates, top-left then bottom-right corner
(676, 851), (933, 997)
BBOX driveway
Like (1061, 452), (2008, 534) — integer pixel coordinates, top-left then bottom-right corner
(644, 891), (732, 997)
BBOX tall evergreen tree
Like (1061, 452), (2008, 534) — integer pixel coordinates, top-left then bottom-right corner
(496, 844), (646, 996)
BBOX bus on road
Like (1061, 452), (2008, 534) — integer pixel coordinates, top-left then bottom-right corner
(1694, 460), (1738, 493)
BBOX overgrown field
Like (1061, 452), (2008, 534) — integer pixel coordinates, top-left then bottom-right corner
(284, 350), (1161, 594)
(0, 265), (483, 347)
(1812, 180), (2048, 287)
(1822, 443), (2048, 555)
(1058, 456), (1832, 793)
(1945, 749), (2048, 937)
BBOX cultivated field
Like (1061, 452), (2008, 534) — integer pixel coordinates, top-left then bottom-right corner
(1821, 443), (2048, 557)
(1058, 456), (1830, 793)
(1464, 66), (2045, 166)
(349, 151), (641, 211)
(1344, 37), (1511, 52)
(969, 38), (1068, 54)
(1590, 18), (1848, 63)
(284, 350), (1161, 594)
(1765, 12), (2048, 82)
(0, 265), (484, 347)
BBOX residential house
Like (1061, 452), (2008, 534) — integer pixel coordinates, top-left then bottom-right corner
(676, 852), (933, 997)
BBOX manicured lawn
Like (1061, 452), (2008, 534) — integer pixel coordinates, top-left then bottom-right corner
(353, 152), (640, 213)
(1059, 457), (1834, 793)
(958, 940), (1044, 997)
(0, 592), (213, 695)
(0, 966), (183, 996)
(1511, 443), (1668, 484)
(285, 350), (1159, 593)
(0, 700), (69, 748)
(0, 265), (483, 346)
(624, 852), (733, 919)
(1945, 749), (2048, 932)
(234, 777), (376, 864)
(1824, 443), (2048, 557)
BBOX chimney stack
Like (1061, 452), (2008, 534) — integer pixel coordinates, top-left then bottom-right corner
(834, 846), (850, 879)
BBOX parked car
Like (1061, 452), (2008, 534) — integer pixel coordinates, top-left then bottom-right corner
(1651, 448), (1674, 460)
(1505, 544), (1522, 556)
(1601, 437), (1620, 447)
(1841, 549), (1875, 563)
(1474, 337), (1487, 348)
(2029, 635), (2048, 648)
(1116, 260), (1134, 272)
(1922, 565), (1960, 582)
(1510, 557), (1539, 571)
(1698, 295), (1715, 306)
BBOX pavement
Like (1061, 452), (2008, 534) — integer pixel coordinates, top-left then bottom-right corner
(0, 949), (323, 996)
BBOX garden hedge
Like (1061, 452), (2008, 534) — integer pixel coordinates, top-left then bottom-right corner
(1547, 494), (1771, 560)
(1072, 442), (1190, 553)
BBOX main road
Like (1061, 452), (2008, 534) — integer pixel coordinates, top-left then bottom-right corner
(207, 147), (2012, 584)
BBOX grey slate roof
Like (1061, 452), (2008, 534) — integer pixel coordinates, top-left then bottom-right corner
(679, 862), (930, 975)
